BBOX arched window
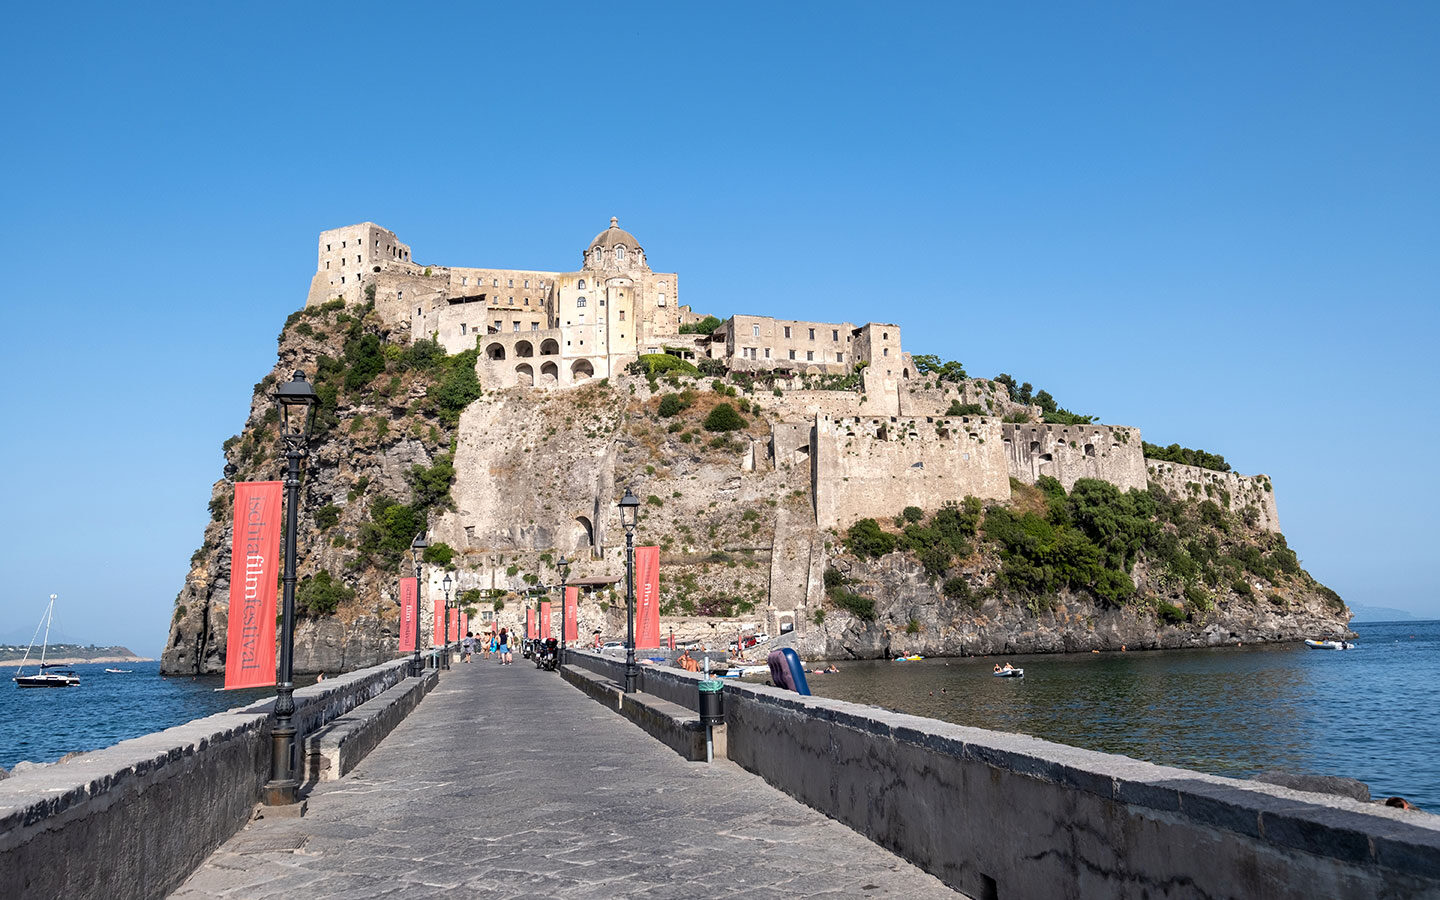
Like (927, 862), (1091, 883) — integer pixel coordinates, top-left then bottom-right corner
(577, 278), (586, 290)
(577, 297), (587, 308)
(615, 246), (626, 262)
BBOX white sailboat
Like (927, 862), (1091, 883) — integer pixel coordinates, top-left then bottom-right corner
(13, 594), (80, 688)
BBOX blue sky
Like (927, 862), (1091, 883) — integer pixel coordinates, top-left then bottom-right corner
(1, 3), (1435, 654)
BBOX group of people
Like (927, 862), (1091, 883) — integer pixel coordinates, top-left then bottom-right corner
(993, 663), (1017, 673)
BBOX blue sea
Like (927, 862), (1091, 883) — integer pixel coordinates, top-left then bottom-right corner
(0, 662), (296, 771)
(4, 623), (1436, 809)
(807, 620), (1440, 809)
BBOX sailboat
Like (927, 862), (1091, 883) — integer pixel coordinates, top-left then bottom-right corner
(13, 594), (80, 688)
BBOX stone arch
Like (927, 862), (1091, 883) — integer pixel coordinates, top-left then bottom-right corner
(516, 363), (535, 387)
(1084, 443), (1096, 458)
(486, 343), (506, 361)
(540, 361), (559, 384)
(903, 368), (910, 379)
(515, 340), (534, 358)
(540, 338), (560, 356)
(572, 515), (594, 551)
(571, 358), (595, 380)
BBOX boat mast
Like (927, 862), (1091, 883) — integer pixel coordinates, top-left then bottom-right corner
(38, 594), (56, 668)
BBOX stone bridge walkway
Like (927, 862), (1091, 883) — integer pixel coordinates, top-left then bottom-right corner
(171, 658), (956, 898)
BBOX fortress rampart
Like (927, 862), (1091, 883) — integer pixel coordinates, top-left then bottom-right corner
(813, 414), (1011, 529)
(1148, 460), (1281, 532)
(1002, 423), (1147, 493)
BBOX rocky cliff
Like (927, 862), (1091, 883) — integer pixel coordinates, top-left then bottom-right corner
(164, 298), (1349, 673)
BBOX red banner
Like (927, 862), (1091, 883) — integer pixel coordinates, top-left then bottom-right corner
(398, 577), (417, 652)
(449, 608), (459, 643)
(224, 482), (282, 690)
(526, 607), (535, 640)
(564, 586), (578, 642)
(636, 545), (661, 649)
(461, 612), (469, 637)
(432, 593), (445, 647)
(540, 601), (551, 639)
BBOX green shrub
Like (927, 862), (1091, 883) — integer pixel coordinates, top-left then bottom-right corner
(423, 542), (455, 565)
(824, 567), (846, 590)
(902, 506), (923, 523)
(844, 519), (896, 558)
(634, 354), (699, 377)
(703, 403), (746, 432)
(646, 495), (663, 506)
(506, 565), (520, 577)
(830, 587), (875, 620)
(296, 570), (355, 617)
(315, 504), (342, 531)
(945, 401), (985, 416)
(1157, 602), (1186, 625)
(678, 315), (722, 335)
(1142, 441), (1231, 472)
(658, 393), (686, 417)
(906, 618), (921, 634)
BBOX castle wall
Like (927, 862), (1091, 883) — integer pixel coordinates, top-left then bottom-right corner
(852, 323), (903, 377)
(724, 314), (857, 372)
(813, 414), (1011, 530)
(307, 223), (411, 307)
(1147, 460), (1281, 532)
(1002, 423), (1147, 493)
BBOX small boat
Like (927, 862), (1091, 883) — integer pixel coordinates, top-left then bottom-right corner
(719, 665), (770, 678)
(104, 668), (133, 674)
(993, 667), (1024, 678)
(13, 594), (80, 688)
(1304, 639), (1355, 651)
(893, 655), (924, 662)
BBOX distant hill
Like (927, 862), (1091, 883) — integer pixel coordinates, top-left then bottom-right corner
(0, 643), (148, 664)
(1348, 604), (1417, 623)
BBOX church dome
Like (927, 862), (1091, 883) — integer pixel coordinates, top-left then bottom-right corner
(589, 216), (641, 250)
(583, 217), (648, 271)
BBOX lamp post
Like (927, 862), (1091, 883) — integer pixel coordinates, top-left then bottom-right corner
(618, 488), (640, 693)
(440, 572), (453, 669)
(557, 555), (571, 663)
(263, 370), (317, 808)
(411, 532), (428, 676)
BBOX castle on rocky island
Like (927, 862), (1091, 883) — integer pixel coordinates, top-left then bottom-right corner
(308, 219), (1280, 539)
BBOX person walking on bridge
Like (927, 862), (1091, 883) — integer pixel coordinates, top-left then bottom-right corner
(498, 628), (512, 665)
(462, 632), (475, 663)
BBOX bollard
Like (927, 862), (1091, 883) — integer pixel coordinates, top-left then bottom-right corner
(698, 679), (724, 763)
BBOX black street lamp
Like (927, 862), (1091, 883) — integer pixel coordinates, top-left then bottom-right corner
(441, 572), (453, 670)
(411, 532), (428, 676)
(263, 370), (317, 808)
(618, 488), (641, 693)
(557, 555), (571, 662)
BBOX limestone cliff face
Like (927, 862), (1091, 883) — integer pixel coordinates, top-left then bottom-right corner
(811, 552), (1352, 660)
(165, 299), (1348, 674)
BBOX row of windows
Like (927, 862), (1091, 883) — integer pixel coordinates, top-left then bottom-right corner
(752, 325), (843, 341)
(740, 347), (843, 363)
(324, 238), (406, 261)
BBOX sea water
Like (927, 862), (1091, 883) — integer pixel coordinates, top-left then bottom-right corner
(0, 662), (300, 771)
(806, 620), (1440, 808)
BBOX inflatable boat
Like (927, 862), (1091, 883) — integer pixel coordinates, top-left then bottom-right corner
(993, 667), (1024, 678)
(1304, 639), (1355, 650)
(893, 655), (924, 662)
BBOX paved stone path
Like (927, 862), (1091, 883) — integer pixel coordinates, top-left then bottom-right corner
(172, 658), (958, 898)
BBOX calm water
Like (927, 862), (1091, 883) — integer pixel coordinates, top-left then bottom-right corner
(804, 620), (1440, 808)
(0, 662), (305, 770)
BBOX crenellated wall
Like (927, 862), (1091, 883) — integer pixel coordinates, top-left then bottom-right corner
(813, 414), (1011, 529)
(1002, 422), (1147, 492)
(1148, 459), (1281, 532)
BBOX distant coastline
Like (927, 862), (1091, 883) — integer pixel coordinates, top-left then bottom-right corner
(0, 656), (155, 665)
(0, 645), (150, 666)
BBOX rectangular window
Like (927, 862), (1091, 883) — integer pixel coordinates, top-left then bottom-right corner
(460, 324), (467, 335)
(513, 322), (520, 332)
(765, 348), (771, 359)
(493, 279), (499, 287)
(789, 350), (796, 360)
(784, 326), (792, 339)
(832, 329), (839, 341)
(837, 352), (844, 363)
(658, 293), (667, 306)
(508, 279), (514, 287)
(619, 310), (626, 322)
(494, 321), (502, 331)
(807, 350), (814, 361)
(809, 328), (815, 340)
(752, 324), (760, 336)
(524, 280), (529, 288)
(532, 322), (539, 331)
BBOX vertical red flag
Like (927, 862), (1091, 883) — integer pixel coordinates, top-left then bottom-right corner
(540, 601), (551, 639)
(432, 593), (446, 647)
(224, 482), (283, 690)
(398, 577), (417, 652)
(526, 608), (535, 640)
(635, 546), (661, 649)
(450, 608), (460, 642)
(668, 630), (676, 650)
(461, 612), (469, 637)
(564, 586), (578, 642)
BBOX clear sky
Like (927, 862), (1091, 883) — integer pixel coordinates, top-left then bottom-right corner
(1, 3), (1435, 654)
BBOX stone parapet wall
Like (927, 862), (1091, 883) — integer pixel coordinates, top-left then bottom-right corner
(814, 414), (1011, 529)
(0, 658), (414, 900)
(1003, 422), (1147, 492)
(562, 652), (1440, 898)
(1148, 459), (1281, 532)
